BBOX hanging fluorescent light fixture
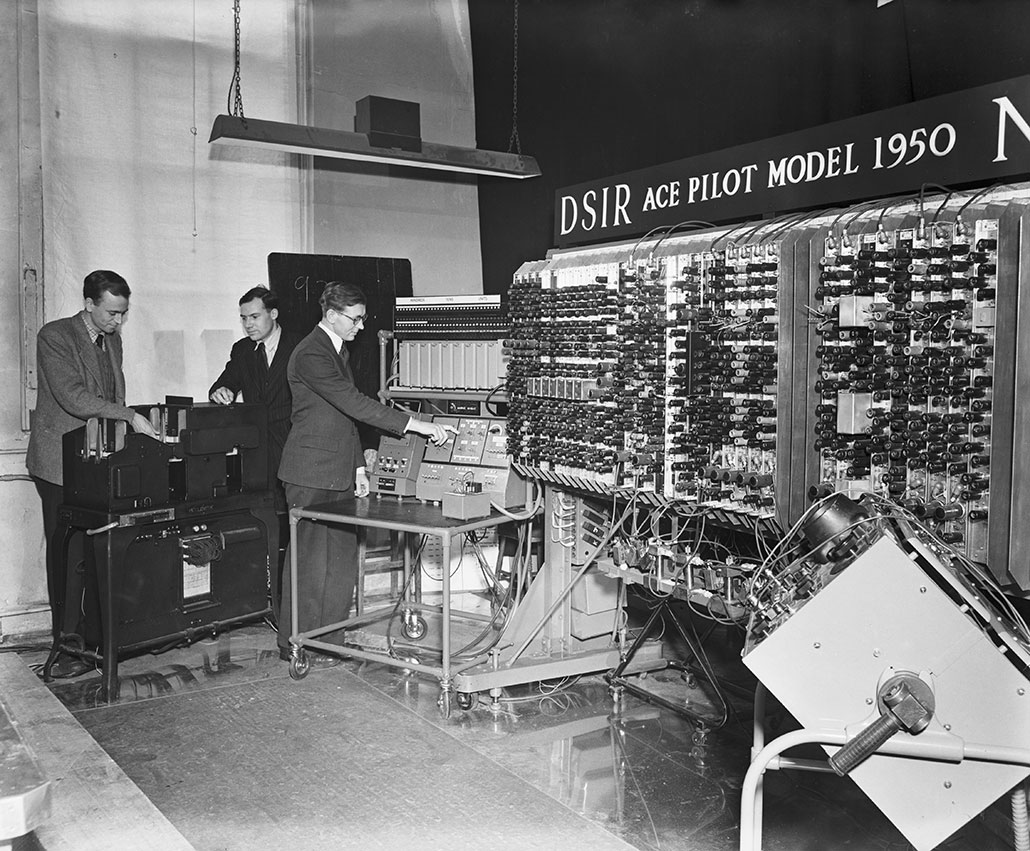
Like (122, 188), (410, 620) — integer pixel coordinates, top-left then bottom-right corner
(212, 2), (538, 179)
(209, 110), (541, 179)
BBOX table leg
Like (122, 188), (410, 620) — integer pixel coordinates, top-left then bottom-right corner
(402, 531), (411, 604)
(99, 531), (119, 702)
(412, 531), (422, 602)
(289, 509), (300, 653)
(93, 528), (132, 703)
(438, 531), (452, 717)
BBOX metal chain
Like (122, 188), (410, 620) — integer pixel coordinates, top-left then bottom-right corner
(507, 0), (521, 154)
(228, 0), (246, 119)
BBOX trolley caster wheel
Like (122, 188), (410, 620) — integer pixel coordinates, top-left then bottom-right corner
(455, 691), (476, 711)
(289, 651), (310, 680)
(401, 615), (428, 641)
(438, 690), (452, 719)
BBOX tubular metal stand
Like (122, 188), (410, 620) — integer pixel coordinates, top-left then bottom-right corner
(741, 683), (1030, 851)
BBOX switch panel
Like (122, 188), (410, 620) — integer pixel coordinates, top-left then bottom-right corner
(370, 433), (426, 497)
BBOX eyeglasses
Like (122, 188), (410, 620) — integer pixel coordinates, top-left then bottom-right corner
(338, 312), (367, 325)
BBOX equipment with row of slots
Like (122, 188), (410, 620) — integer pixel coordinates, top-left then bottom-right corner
(394, 294), (508, 339)
(392, 295), (509, 391)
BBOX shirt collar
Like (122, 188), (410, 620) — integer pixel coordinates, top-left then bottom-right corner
(81, 311), (102, 344)
(318, 320), (344, 354)
(256, 323), (281, 351)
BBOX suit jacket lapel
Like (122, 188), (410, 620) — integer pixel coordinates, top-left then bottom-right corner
(308, 325), (350, 387)
(268, 338), (288, 382)
(109, 332), (126, 404)
(339, 341), (353, 380)
(314, 326), (348, 373)
(75, 314), (106, 390)
(247, 342), (263, 389)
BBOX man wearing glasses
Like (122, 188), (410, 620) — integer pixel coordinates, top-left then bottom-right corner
(277, 281), (452, 665)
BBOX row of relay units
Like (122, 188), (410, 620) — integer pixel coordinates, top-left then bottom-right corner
(369, 416), (523, 510)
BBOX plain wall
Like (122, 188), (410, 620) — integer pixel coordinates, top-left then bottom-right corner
(309, 0), (484, 296)
(0, 0), (483, 637)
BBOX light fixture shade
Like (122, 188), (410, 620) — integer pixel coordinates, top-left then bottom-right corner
(209, 114), (540, 179)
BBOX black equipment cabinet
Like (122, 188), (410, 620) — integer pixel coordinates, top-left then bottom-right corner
(46, 402), (276, 701)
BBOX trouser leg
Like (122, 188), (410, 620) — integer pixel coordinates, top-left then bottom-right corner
(277, 483), (355, 651)
(34, 477), (83, 638)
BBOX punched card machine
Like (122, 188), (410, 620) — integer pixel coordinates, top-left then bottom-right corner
(49, 401), (276, 700)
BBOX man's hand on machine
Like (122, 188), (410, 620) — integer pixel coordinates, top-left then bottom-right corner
(209, 386), (235, 405)
(130, 412), (159, 439)
(407, 419), (457, 446)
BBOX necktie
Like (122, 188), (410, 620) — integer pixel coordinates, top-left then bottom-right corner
(96, 333), (105, 350)
(255, 341), (268, 384)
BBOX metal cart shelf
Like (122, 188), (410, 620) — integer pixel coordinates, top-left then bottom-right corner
(286, 492), (662, 717)
(285, 496), (515, 716)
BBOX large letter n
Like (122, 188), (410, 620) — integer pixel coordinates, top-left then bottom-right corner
(993, 96), (1030, 162)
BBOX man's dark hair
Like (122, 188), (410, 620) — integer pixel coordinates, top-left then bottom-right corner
(239, 286), (279, 312)
(319, 282), (366, 316)
(83, 270), (130, 301)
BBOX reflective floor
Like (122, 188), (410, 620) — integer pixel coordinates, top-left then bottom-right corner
(29, 599), (1016, 851)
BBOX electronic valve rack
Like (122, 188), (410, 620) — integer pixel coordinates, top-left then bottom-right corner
(504, 183), (1030, 600)
(47, 400), (276, 700)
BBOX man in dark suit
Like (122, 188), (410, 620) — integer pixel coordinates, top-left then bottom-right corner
(277, 282), (452, 664)
(209, 286), (302, 616)
(26, 270), (157, 672)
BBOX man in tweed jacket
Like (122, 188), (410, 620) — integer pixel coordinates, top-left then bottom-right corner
(26, 270), (157, 646)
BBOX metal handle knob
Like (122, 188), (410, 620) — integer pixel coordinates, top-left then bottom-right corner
(829, 674), (935, 777)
